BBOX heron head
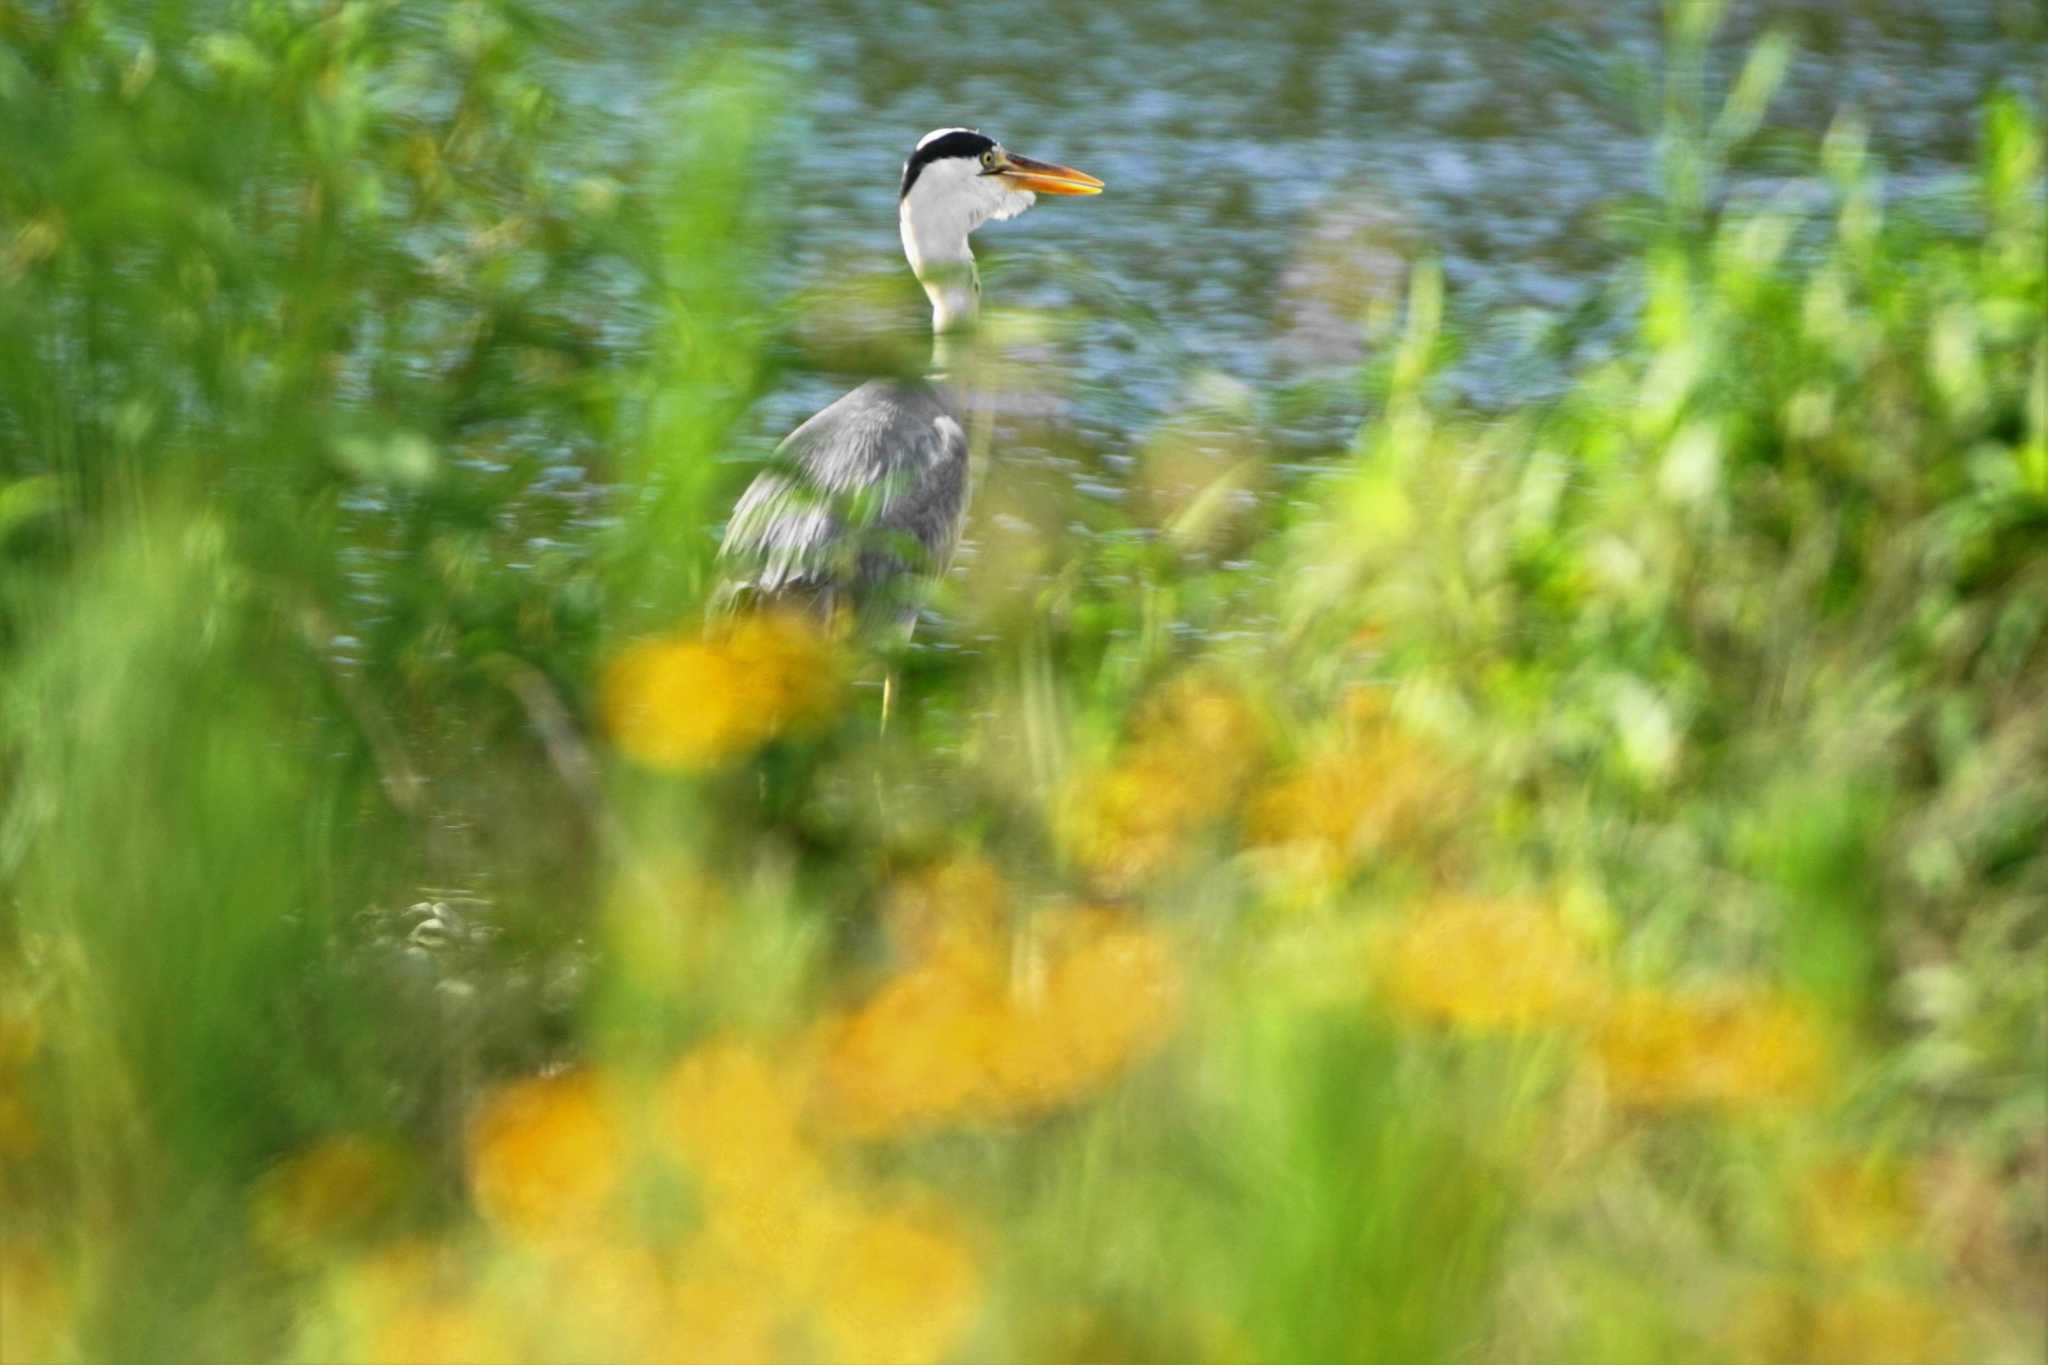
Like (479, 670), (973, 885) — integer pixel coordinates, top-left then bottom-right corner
(897, 129), (1101, 276)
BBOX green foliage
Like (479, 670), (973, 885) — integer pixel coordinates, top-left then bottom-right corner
(1283, 76), (2046, 999)
(0, 2), (2041, 1361)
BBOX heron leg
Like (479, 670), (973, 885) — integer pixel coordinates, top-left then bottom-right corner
(878, 603), (918, 739)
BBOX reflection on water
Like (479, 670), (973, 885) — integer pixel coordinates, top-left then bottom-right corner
(577, 0), (2039, 472)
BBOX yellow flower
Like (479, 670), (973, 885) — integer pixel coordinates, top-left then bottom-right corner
(0, 998), (42, 1070)
(327, 1236), (469, 1321)
(310, 1235), (493, 1365)
(659, 1039), (868, 1302)
(601, 631), (756, 769)
(599, 611), (844, 771)
(1242, 702), (1470, 906)
(466, 1070), (623, 1241)
(537, 1243), (674, 1363)
(0, 1085), (38, 1164)
(1736, 1279), (1964, 1365)
(1246, 725), (1455, 859)
(1798, 1155), (1918, 1266)
(1057, 674), (1267, 893)
(660, 1274), (783, 1365)
(1378, 898), (1598, 1032)
(1127, 672), (1268, 793)
(1596, 988), (1830, 1113)
(813, 1201), (982, 1365)
(0, 1242), (75, 1365)
(1806, 1286), (1963, 1365)
(0, 998), (42, 1164)
(720, 610), (847, 734)
(251, 1133), (406, 1259)
(815, 940), (1007, 1139)
(818, 910), (1184, 1137)
(661, 1040), (827, 1210)
(1058, 752), (1206, 892)
(996, 911), (1186, 1112)
(661, 1040), (811, 1183)
(371, 1297), (518, 1365)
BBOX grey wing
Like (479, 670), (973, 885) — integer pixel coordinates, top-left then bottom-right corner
(717, 381), (970, 614)
(717, 469), (840, 600)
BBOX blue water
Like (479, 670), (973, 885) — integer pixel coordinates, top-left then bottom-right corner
(576, 0), (2041, 470)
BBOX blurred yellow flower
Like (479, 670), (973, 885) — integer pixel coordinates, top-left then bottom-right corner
(1058, 674), (1267, 893)
(1128, 671), (1268, 790)
(1596, 988), (1830, 1113)
(540, 1243), (673, 1364)
(251, 1133), (406, 1259)
(998, 911), (1187, 1112)
(327, 1235), (469, 1321)
(371, 1297), (518, 1365)
(600, 611), (844, 771)
(814, 1201), (982, 1365)
(0, 998), (42, 1164)
(816, 939), (1006, 1139)
(1242, 718), (1468, 902)
(0, 1242), (76, 1365)
(1807, 1286), (1964, 1365)
(661, 1039), (826, 1206)
(1737, 1278), (1964, 1365)
(467, 1070), (623, 1241)
(1798, 1155), (1919, 1265)
(661, 1273), (782, 1365)
(659, 1039), (871, 1304)
(695, 1194), (865, 1319)
(0, 1085), (38, 1164)
(601, 630), (751, 769)
(1058, 753), (1203, 892)
(721, 610), (847, 728)
(310, 1235), (478, 1362)
(662, 1040), (809, 1177)
(819, 910), (1184, 1137)
(0, 998), (42, 1069)
(1378, 898), (1598, 1032)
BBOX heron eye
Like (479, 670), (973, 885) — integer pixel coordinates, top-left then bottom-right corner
(980, 149), (998, 170)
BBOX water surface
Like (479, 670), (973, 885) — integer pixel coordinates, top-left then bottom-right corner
(578, 1), (2041, 475)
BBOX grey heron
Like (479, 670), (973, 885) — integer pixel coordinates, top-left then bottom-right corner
(717, 128), (1103, 627)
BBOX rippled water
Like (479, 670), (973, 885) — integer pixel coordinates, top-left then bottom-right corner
(581, 0), (2041, 456)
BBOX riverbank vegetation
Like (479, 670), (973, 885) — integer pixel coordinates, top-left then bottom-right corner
(2, 2), (2043, 1361)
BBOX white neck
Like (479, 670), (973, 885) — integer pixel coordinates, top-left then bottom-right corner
(917, 261), (979, 338)
(899, 191), (980, 336)
(897, 157), (1034, 351)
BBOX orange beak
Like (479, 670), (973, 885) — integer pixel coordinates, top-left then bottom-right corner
(991, 151), (1104, 197)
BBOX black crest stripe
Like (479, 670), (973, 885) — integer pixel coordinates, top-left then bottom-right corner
(900, 130), (996, 199)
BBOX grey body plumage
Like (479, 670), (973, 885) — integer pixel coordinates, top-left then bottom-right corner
(713, 128), (1100, 624)
(717, 378), (968, 622)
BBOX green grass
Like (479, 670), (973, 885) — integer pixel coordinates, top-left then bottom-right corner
(1, 3), (2043, 1363)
